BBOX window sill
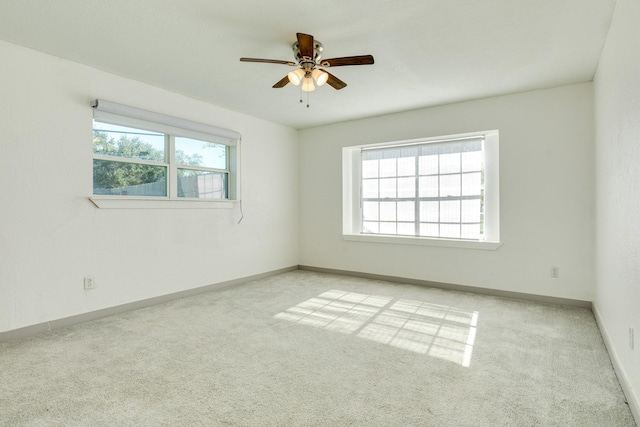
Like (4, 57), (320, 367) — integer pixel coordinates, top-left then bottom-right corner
(89, 197), (236, 209)
(342, 233), (502, 250)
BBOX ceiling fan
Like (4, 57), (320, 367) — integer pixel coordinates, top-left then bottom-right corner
(240, 33), (374, 93)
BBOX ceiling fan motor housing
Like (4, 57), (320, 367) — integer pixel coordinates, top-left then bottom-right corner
(293, 40), (323, 66)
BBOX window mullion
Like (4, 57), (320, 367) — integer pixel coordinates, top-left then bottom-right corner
(459, 152), (463, 239)
(174, 165), (229, 174)
(377, 161), (381, 231)
(225, 145), (231, 198)
(168, 135), (177, 198)
(92, 155), (167, 167)
(395, 158), (399, 235)
(414, 154), (419, 236)
(438, 154), (441, 238)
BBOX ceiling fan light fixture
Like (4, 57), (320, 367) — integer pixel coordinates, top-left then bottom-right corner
(312, 69), (328, 86)
(287, 69), (305, 85)
(301, 77), (315, 92)
(240, 33), (374, 96)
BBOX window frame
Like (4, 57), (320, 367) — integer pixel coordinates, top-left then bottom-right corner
(90, 100), (240, 209)
(342, 130), (501, 250)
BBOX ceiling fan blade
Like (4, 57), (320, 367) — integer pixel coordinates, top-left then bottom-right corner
(297, 33), (314, 59)
(240, 58), (296, 66)
(325, 71), (347, 90)
(272, 75), (290, 88)
(320, 55), (374, 67)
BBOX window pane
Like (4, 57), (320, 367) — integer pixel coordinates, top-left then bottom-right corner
(397, 201), (415, 221)
(419, 155), (438, 175)
(441, 224), (461, 239)
(363, 202), (379, 221)
(398, 177), (415, 198)
(93, 159), (166, 196)
(362, 221), (379, 234)
(440, 175), (461, 197)
(419, 176), (439, 197)
(397, 157), (415, 176)
(380, 202), (396, 221)
(397, 223), (414, 236)
(177, 169), (227, 199)
(440, 200), (461, 223)
(462, 151), (482, 172)
(462, 172), (482, 196)
(379, 158), (396, 177)
(379, 178), (397, 198)
(461, 199), (481, 222)
(93, 122), (165, 162)
(175, 137), (227, 169)
(420, 201), (439, 222)
(363, 179), (379, 198)
(439, 153), (460, 174)
(461, 224), (481, 240)
(380, 222), (396, 234)
(419, 223), (439, 237)
(362, 160), (379, 178)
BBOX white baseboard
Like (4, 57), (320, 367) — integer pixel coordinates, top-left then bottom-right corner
(593, 304), (639, 424)
(299, 265), (592, 308)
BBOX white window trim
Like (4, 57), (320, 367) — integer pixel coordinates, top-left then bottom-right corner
(90, 99), (241, 209)
(342, 130), (501, 250)
(89, 197), (236, 209)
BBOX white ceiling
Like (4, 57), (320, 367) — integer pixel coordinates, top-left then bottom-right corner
(0, 0), (617, 129)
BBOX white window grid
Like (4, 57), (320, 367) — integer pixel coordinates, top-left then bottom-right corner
(360, 138), (485, 241)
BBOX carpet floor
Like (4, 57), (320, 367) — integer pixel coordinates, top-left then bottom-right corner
(0, 270), (636, 426)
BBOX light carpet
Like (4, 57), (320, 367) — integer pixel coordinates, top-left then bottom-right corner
(0, 270), (635, 426)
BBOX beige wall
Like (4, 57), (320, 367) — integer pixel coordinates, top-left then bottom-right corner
(299, 83), (595, 301)
(594, 0), (640, 416)
(0, 40), (300, 333)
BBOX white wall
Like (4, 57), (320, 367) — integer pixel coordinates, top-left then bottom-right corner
(594, 0), (640, 415)
(299, 83), (594, 301)
(0, 41), (299, 333)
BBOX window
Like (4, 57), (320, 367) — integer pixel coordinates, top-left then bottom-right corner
(91, 100), (240, 206)
(343, 131), (500, 248)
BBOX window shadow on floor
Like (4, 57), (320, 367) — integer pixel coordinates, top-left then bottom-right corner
(275, 290), (479, 367)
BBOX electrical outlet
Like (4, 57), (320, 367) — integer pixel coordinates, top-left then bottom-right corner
(550, 266), (559, 278)
(630, 328), (635, 351)
(84, 276), (95, 290)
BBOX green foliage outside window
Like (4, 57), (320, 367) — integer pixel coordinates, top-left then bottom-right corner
(93, 130), (205, 191)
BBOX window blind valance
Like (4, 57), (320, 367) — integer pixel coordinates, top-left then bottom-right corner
(362, 137), (484, 160)
(92, 99), (241, 146)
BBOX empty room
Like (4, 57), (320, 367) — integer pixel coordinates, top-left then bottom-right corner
(1, 0), (638, 425)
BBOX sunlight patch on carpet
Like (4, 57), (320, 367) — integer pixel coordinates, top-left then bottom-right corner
(275, 290), (479, 367)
